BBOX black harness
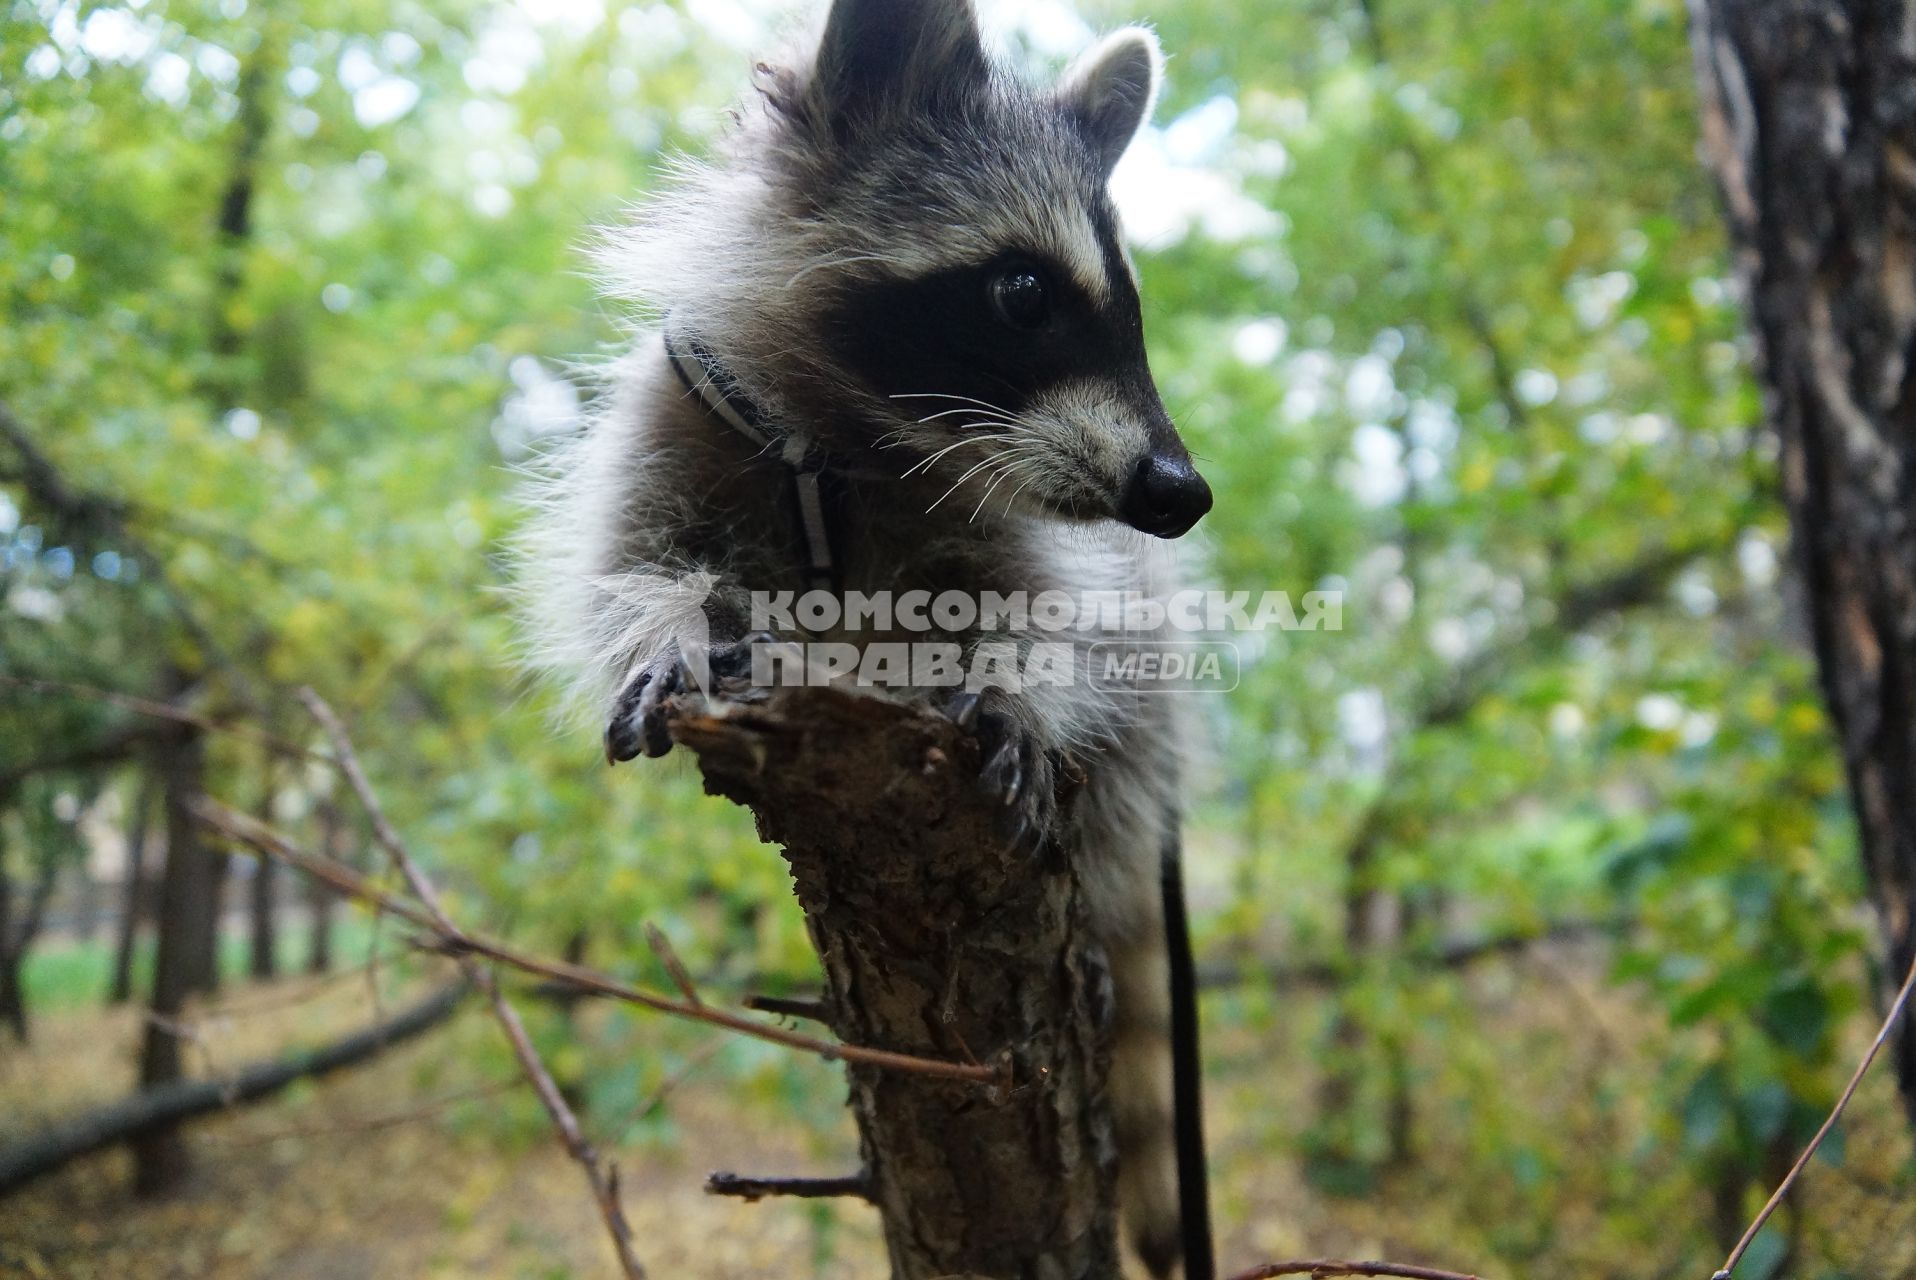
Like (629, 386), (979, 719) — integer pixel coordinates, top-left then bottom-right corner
(665, 330), (842, 594)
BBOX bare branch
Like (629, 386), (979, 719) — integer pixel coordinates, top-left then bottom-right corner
(188, 954), (390, 1022)
(0, 980), (467, 1195)
(1196, 918), (1620, 992)
(1714, 945), (1916, 1278)
(0, 402), (257, 697)
(744, 994), (832, 1025)
(626, 1039), (729, 1127)
(1228, 1261), (1483, 1280)
(295, 689), (647, 1280)
(189, 799), (1004, 1088)
(644, 923), (702, 1008)
(705, 1170), (873, 1202)
(0, 719), (159, 794)
(0, 676), (325, 764)
(212, 1079), (517, 1149)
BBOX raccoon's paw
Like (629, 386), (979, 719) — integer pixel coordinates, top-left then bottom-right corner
(605, 634), (788, 765)
(943, 690), (1055, 854)
(705, 631), (785, 692)
(605, 646), (687, 764)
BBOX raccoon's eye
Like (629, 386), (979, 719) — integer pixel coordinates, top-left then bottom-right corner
(989, 263), (1051, 330)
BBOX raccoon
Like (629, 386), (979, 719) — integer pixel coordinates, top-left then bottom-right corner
(519, 0), (1214, 1274)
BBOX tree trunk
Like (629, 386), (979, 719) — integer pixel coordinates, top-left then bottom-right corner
(1689, 0), (1916, 1125)
(0, 823), (21, 1044)
(248, 857), (277, 981)
(1310, 802), (1396, 1187)
(134, 725), (210, 1196)
(109, 769), (157, 1004)
(192, 846), (229, 995)
(0, 796), (59, 1046)
(668, 686), (1117, 1279)
(307, 799), (340, 974)
(247, 762), (280, 982)
(0, 959), (24, 1045)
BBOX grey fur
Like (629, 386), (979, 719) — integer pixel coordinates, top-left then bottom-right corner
(517, 3), (1203, 1273)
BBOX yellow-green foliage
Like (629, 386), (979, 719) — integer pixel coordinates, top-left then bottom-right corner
(0, 1), (1897, 1275)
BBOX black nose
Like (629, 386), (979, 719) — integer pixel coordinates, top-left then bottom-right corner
(1119, 454), (1213, 538)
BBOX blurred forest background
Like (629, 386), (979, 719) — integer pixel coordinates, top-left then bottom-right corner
(1, 0), (1912, 1277)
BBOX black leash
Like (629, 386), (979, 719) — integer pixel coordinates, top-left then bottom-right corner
(1162, 825), (1216, 1280)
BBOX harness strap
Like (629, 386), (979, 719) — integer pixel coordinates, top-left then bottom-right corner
(665, 330), (841, 594)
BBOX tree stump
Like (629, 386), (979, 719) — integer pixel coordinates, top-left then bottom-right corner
(668, 684), (1119, 1279)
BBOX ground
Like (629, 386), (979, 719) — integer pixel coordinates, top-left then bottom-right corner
(1, 939), (1912, 1280)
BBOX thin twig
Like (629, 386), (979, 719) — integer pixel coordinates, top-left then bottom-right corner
(744, 994), (832, 1025)
(1713, 945), (1916, 1278)
(0, 403), (256, 692)
(0, 676), (323, 763)
(295, 689), (648, 1280)
(627, 1039), (729, 1127)
(645, 923), (703, 1008)
(705, 1170), (873, 1202)
(142, 1011), (222, 1080)
(1228, 1262), (1482, 1280)
(186, 954), (389, 1022)
(189, 799), (1005, 1089)
(212, 1079), (516, 1148)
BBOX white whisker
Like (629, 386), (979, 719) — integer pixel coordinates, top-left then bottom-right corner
(902, 433), (1016, 479)
(1000, 473), (1037, 519)
(927, 451), (1011, 513)
(785, 252), (903, 287)
(970, 463), (1015, 522)
(915, 406), (1019, 426)
(890, 391), (1021, 419)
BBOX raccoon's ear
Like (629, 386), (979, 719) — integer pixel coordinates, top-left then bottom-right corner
(1058, 26), (1163, 177)
(811, 0), (988, 133)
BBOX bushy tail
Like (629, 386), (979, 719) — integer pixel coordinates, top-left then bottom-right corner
(1107, 842), (1213, 1279)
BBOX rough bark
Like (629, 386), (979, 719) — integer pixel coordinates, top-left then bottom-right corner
(306, 800), (341, 975)
(1689, 0), (1916, 1123)
(0, 823), (19, 1044)
(0, 796), (59, 1046)
(109, 769), (157, 1004)
(0, 962), (22, 1045)
(202, 24), (278, 408)
(0, 978), (466, 1196)
(666, 685), (1118, 1280)
(248, 857), (277, 980)
(192, 844), (230, 996)
(247, 762), (280, 981)
(134, 724), (211, 1195)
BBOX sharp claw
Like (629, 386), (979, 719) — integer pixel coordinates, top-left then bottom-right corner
(606, 671), (657, 765)
(945, 690), (983, 730)
(640, 699), (674, 757)
(631, 662), (686, 758)
(957, 701), (1051, 852)
(979, 740), (1019, 803)
(605, 724), (635, 766)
